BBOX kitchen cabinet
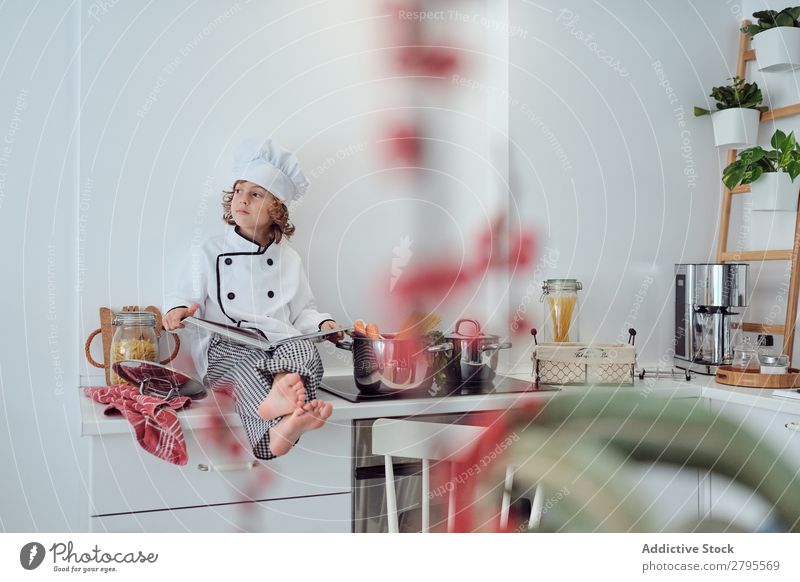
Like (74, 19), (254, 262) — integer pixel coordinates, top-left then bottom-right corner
(81, 373), (583, 533)
(623, 462), (703, 531)
(705, 398), (800, 531)
(91, 492), (351, 533)
(81, 373), (800, 532)
(88, 420), (352, 529)
(612, 397), (704, 531)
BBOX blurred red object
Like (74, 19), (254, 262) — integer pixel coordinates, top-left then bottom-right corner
(397, 46), (460, 77)
(392, 215), (537, 302)
(384, 124), (423, 165)
(451, 402), (542, 533)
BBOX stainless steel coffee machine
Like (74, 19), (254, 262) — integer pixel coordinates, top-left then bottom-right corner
(674, 263), (748, 375)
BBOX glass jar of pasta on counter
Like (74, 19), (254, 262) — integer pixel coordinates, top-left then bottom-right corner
(541, 279), (582, 343)
(109, 311), (159, 384)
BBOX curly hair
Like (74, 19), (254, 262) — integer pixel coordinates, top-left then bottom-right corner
(221, 179), (296, 243)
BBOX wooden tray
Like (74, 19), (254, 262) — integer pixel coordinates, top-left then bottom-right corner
(715, 365), (800, 389)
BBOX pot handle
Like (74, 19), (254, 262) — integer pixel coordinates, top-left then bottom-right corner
(480, 341), (513, 352)
(335, 339), (354, 351)
(454, 318), (482, 336)
(427, 342), (453, 353)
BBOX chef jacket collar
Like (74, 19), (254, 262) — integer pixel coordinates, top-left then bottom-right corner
(226, 226), (273, 254)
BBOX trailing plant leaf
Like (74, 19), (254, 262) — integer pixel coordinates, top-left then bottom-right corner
(742, 146), (767, 165)
(741, 7), (800, 37)
(722, 164), (746, 190)
(747, 164), (765, 185)
(693, 76), (767, 116)
(772, 129), (787, 149)
(788, 160), (800, 181)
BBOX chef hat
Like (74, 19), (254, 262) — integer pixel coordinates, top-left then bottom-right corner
(231, 138), (309, 202)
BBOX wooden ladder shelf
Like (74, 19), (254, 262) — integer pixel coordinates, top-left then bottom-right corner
(716, 20), (800, 362)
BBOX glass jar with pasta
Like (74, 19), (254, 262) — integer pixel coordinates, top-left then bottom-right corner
(109, 312), (159, 384)
(541, 279), (582, 343)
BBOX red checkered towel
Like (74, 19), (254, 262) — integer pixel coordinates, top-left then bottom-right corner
(84, 385), (192, 465)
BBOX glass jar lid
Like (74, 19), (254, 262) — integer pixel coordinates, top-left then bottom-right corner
(759, 354), (789, 366)
(112, 311), (156, 327)
(542, 279), (582, 293)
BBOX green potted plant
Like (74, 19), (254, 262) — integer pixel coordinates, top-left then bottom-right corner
(694, 77), (767, 148)
(722, 130), (800, 211)
(742, 7), (800, 72)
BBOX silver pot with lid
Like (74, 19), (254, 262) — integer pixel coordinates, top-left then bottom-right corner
(442, 319), (512, 385)
(335, 334), (452, 394)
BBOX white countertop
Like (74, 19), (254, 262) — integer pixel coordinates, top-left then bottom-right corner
(79, 372), (800, 437)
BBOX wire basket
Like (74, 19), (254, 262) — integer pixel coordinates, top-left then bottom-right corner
(530, 328), (637, 386)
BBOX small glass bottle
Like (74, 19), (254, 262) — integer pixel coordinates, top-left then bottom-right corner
(109, 312), (159, 384)
(541, 279), (582, 343)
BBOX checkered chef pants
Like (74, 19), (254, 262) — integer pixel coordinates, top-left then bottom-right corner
(203, 334), (324, 460)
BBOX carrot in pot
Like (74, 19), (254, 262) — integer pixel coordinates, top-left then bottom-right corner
(353, 319), (367, 336)
(366, 323), (381, 339)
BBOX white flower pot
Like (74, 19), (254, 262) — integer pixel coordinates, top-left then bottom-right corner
(746, 208), (795, 251)
(752, 26), (800, 72)
(749, 172), (799, 211)
(710, 108), (761, 148)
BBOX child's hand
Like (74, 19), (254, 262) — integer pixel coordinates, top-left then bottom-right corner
(163, 303), (199, 331)
(320, 320), (345, 343)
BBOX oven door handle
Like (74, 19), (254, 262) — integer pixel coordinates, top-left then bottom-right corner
(355, 461), (423, 480)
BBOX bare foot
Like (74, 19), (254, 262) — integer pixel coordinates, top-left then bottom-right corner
(268, 400), (333, 457)
(257, 372), (306, 421)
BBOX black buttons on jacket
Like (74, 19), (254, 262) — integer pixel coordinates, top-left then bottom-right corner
(267, 290), (275, 298)
(225, 258), (232, 265)
(227, 292), (235, 300)
(267, 258), (274, 266)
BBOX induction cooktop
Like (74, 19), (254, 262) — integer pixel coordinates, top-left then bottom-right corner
(318, 374), (559, 403)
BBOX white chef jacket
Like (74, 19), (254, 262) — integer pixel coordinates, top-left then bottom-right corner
(163, 226), (333, 377)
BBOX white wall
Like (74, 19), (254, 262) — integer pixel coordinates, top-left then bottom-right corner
(0, 2), (81, 531)
(505, 0), (742, 370)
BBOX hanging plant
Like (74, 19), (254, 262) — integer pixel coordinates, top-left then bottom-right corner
(722, 130), (800, 211)
(694, 77), (765, 148)
(743, 8), (800, 71)
(693, 77), (767, 116)
(722, 130), (800, 190)
(741, 7), (800, 37)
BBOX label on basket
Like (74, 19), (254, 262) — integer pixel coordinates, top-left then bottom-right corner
(533, 343), (636, 365)
(574, 347), (609, 360)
